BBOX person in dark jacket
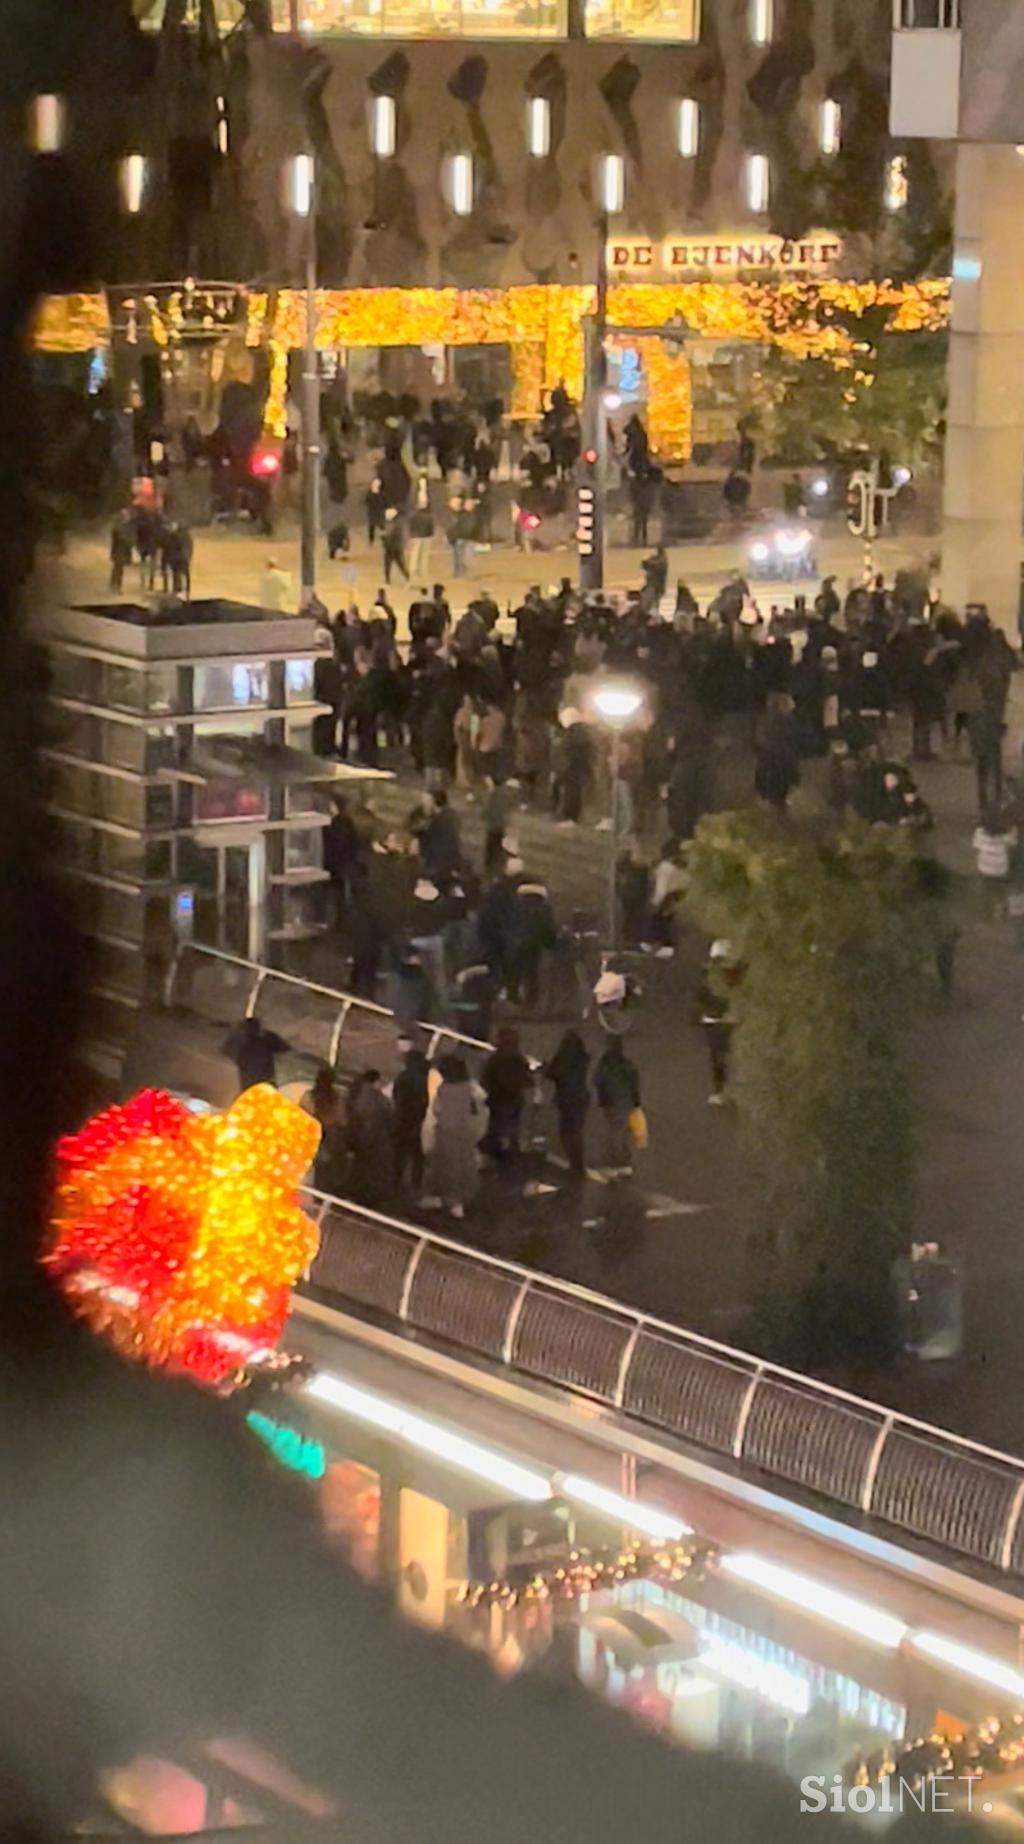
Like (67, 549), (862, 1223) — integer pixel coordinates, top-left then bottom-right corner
(418, 790), (462, 886)
(544, 1028), (590, 1180)
(322, 793), (361, 921)
(593, 1039), (641, 1174)
(699, 940), (740, 1105)
(109, 508), (134, 591)
(223, 1016), (289, 1092)
(480, 1026), (533, 1163)
(392, 1038), (430, 1195)
(754, 695), (800, 811)
(346, 1069), (396, 1209)
(301, 1066), (349, 1196)
(508, 878), (557, 1010)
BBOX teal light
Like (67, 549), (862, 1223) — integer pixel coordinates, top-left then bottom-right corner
(248, 1409), (327, 1481)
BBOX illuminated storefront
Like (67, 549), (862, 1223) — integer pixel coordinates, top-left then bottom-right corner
(133, 0), (701, 38)
(32, 273), (950, 471)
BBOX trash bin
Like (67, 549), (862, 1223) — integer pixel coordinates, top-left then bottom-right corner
(894, 1243), (963, 1361)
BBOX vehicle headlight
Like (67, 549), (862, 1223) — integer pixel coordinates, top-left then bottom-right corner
(810, 476), (829, 498)
(750, 541), (771, 564)
(774, 529), (808, 558)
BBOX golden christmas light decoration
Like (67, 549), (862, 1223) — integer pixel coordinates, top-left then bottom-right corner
(46, 1086), (321, 1384)
(456, 1537), (717, 1610)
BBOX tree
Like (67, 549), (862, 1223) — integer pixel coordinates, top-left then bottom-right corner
(755, 325), (947, 471)
(685, 808), (941, 1369)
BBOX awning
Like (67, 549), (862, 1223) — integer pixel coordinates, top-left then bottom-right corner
(164, 738), (394, 788)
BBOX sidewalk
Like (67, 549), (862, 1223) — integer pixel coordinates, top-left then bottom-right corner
(52, 519), (925, 633)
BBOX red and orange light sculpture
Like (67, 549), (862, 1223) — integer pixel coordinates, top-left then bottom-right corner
(46, 1087), (321, 1384)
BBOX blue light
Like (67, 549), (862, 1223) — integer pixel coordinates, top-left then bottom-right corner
(953, 254), (981, 283)
(247, 1409), (327, 1481)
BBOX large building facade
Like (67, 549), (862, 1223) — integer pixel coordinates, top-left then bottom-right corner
(121, 0), (950, 295)
(28, 0), (952, 472)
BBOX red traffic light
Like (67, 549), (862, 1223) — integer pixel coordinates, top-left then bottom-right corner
(250, 449), (281, 479)
(583, 447), (598, 466)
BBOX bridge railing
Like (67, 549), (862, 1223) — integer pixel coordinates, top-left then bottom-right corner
(301, 1186), (1024, 1581)
(165, 943), (1024, 1581)
(164, 940), (495, 1080)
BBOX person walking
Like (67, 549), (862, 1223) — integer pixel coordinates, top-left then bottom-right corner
(222, 1016), (289, 1093)
(109, 509), (134, 592)
(260, 556), (293, 612)
(381, 508), (410, 585)
(422, 1054), (483, 1219)
(593, 1038), (642, 1176)
(543, 1028), (590, 1181)
(480, 1026), (533, 1164)
(168, 522), (193, 597)
(972, 809), (1017, 920)
(392, 1037), (430, 1196)
(408, 477), (434, 581)
(699, 939), (739, 1107)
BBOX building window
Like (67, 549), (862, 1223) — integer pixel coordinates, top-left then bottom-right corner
(749, 0), (772, 45)
(598, 152), (626, 214)
(585, 0), (698, 43)
(526, 95), (551, 158)
(893, 0), (959, 27)
(29, 94), (65, 154)
(820, 99), (841, 155)
(677, 97), (700, 158)
(294, 0), (564, 35)
(137, 0), (566, 36)
(884, 153), (909, 211)
(746, 152), (769, 213)
(370, 94), (396, 157)
(449, 152), (474, 216)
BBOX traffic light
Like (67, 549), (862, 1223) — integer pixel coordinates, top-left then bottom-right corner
(250, 448), (281, 480)
(846, 469), (870, 537)
(577, 481), (596, 558)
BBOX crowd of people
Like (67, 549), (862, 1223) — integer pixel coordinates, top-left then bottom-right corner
(310, 561), (1018, 845)
(220, 554), (1024, 1225)
(226, 1011), (647, 1222)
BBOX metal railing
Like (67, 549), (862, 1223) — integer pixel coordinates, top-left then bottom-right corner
(165, 942), (1024, 1579)
(164, 940), (495, 1072)
(301, 1186), (1024, 1581)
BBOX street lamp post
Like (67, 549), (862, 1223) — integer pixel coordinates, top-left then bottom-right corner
(289, 153), (320, 610)
(590, 681), (645, 949)
(579, 207), (609, 593)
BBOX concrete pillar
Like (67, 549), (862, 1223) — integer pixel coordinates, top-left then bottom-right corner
(942, 144), (1024, 634)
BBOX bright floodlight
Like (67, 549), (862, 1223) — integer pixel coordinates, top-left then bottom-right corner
(810, 475), (829, 497)
(289, 153), (315, 218)
(603, 389), (622, 410)
(592, 683), (644, 724)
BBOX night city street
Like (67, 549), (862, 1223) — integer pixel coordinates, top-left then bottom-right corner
(14, 0), (1024, 1840)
